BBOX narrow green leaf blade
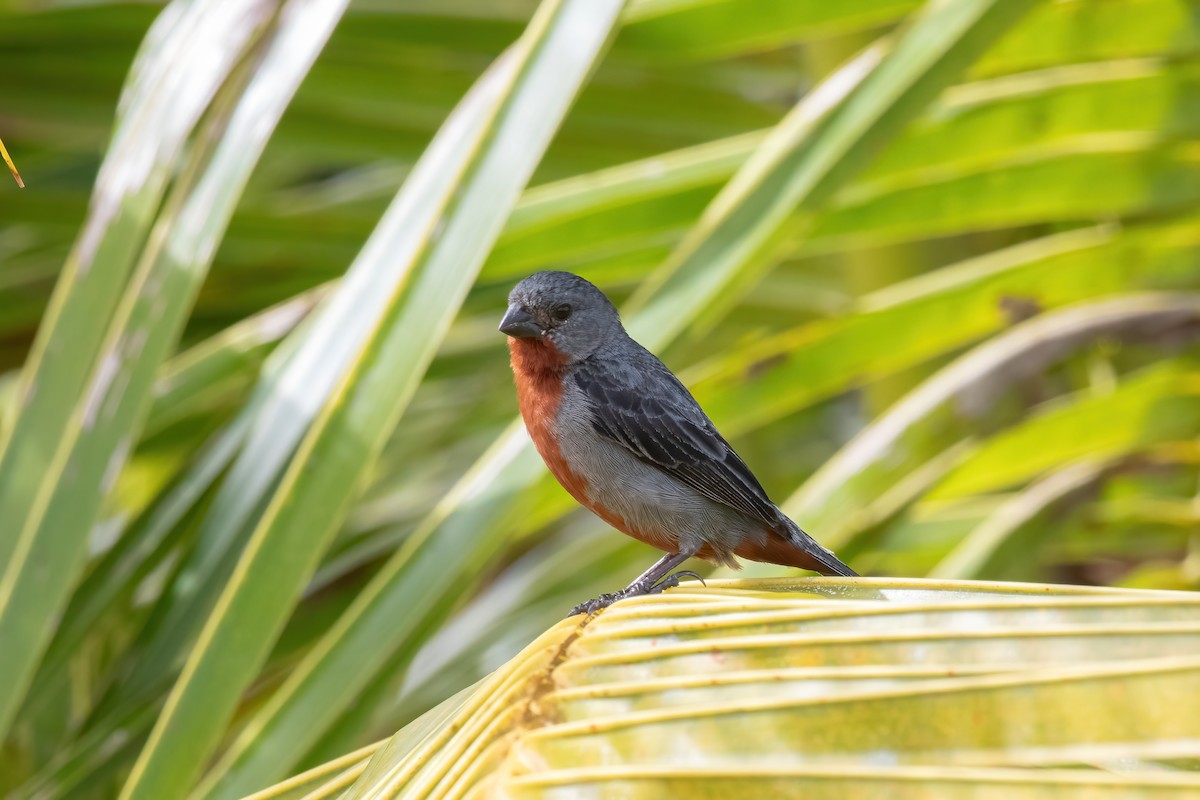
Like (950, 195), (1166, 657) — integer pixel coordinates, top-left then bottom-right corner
(625, 0), (1038, 344)
(784, 294), (1200, 551)
(0, 0), (277, 738)
(689, 218), (1200, 436)
(121, 2), (630, 797)
(931, 362), (1200, 500)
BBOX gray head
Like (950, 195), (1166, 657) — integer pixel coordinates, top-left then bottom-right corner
(499, 271), (622, 361)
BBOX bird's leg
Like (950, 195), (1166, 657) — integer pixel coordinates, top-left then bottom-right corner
(569, 547), (702, 616)
(623, 549), (697, 595)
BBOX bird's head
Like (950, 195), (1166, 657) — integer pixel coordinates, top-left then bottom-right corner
(500, 271), (621, 362)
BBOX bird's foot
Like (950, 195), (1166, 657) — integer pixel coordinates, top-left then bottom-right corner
(646, 569), (705, 594)
(567, 571), (706, 617)
(568, 592), (622, 617)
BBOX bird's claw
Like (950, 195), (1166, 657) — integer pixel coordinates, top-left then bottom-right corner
(648, 569), (705, 594)
(567, 570), (706, 617)
(568, 592), (621, 617)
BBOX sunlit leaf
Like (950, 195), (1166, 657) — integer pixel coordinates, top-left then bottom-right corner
(128, 2), (631, 798)
(302, 579), (1200, 799)
(0, 0), (281, 739)
(785, 294), (1200, 551)
(0, 135), (23, 188)
(690, 219), (1200, 436)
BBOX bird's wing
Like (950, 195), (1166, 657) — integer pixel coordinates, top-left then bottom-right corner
(572, 352), (783, 528)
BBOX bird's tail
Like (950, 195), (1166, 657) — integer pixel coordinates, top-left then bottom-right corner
(779, 516), (858, 578)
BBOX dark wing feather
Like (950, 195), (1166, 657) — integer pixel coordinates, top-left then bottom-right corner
(573, 353), (783, 529)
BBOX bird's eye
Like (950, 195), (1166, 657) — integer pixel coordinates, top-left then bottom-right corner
(551, 304), (572, 322)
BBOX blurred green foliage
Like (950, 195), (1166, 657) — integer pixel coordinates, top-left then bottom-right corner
(0, 0), (1198, 797)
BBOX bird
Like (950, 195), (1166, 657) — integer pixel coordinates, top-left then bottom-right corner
(499, 271), (857, 616)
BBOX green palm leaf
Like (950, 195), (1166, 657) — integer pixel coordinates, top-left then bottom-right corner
(118, 2), (629, 798)
(0, 0), (304, 739)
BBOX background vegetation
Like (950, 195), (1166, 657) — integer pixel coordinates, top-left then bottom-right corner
(1, 0), (1199, 797)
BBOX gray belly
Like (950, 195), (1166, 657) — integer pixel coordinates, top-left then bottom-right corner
(556, 414), (763, 566)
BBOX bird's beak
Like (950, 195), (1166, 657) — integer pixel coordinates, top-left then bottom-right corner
(499, 306), (544, 339)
